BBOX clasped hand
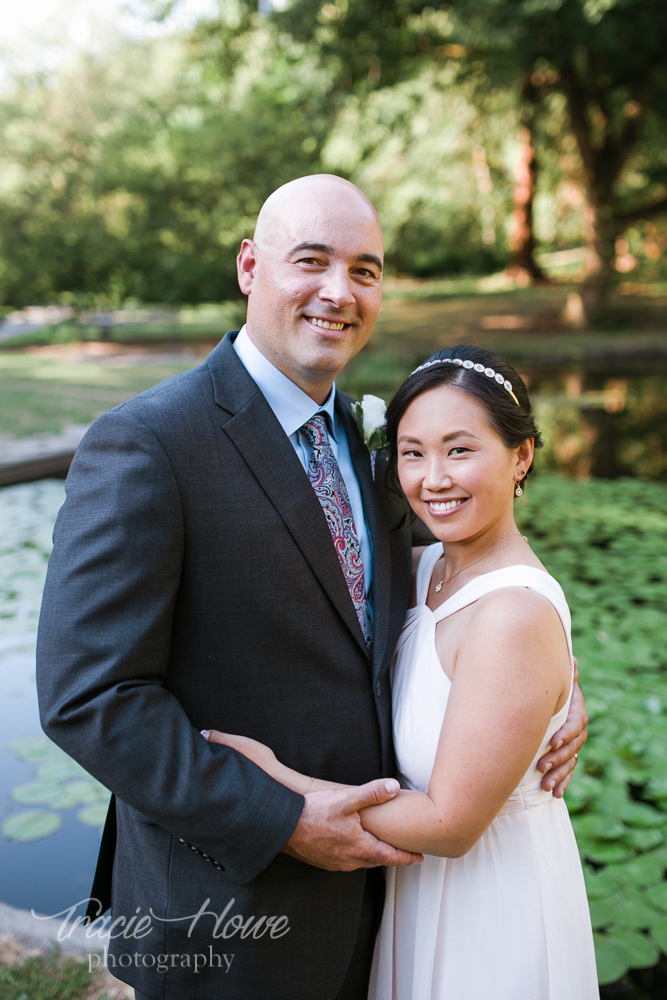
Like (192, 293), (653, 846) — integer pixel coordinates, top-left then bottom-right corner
(203, 729), (423, 872)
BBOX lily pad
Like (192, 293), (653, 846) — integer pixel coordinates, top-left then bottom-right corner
(589, 898), (615, 930)
(607, 929), (659, 969)
(576, 815), (627, 841)
(11, 782), (64, 806)
(620, 802), (666, 828)
(651, 917), (667, 951)
(77, 804), (109, 828)
(615, 855), (665, 888)
(623, 829), (664, 851)
(2, 809), (63, 842)
(36, 758), (89, 783)
(65, 780), (111, 805)
(7, 737), (62, 763)
(584, 866), (624, 899)
(593, 933), (629, 985)
(646, 883), (667, 914)
(582, 841), (634, 865)
(614, 889), (661, 930)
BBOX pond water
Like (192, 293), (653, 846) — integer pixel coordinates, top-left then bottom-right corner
(0, 481), (102, 916)
(526, 367), (667, 483)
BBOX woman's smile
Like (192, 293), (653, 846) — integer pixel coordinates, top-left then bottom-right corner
(423, 497), (470, 518)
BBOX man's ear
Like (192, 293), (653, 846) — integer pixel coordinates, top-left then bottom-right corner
(237, 239), (258, 295)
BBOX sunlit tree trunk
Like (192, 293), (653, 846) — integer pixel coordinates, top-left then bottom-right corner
(506, 83), (545, 285)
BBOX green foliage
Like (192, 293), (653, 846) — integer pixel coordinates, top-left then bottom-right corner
(0, 950), (93, 1000)
(1, 0), (666, 304)
(515, 473), (667, 984)
(0, 25), (329, 307)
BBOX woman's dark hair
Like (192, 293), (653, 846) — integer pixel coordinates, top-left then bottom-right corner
(385, 345), (543, 492)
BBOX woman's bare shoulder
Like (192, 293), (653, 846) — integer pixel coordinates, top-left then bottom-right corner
(465, 586), (567, 662)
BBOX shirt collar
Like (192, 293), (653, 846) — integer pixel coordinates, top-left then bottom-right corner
(233, 325), (338, 441)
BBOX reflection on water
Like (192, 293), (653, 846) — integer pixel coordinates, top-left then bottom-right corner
(527, 370), (667, 481)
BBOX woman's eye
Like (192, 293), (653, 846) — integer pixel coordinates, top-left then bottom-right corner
(400, 449), (422, 459)
(450, 447), (470, 456)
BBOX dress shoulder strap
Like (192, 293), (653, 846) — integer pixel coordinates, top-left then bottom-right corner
(431, 565), (573, 661)
(415, 544), (443, 606)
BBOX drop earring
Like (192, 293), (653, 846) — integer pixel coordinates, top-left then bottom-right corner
(514, 479), (524, 497)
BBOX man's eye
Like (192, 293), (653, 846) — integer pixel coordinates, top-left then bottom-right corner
(355, 268), (376, 279)
(297, 257), (324, 266)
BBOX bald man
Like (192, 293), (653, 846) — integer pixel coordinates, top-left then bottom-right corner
(37, 175), (587, 1000)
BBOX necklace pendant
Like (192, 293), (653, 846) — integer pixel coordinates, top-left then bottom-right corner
(435, 581), (443, 593)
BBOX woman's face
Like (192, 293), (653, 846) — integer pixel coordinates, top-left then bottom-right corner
(396, 383), (532, 544)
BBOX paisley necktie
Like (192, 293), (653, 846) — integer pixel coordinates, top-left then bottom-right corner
(301, 414), (373, 654)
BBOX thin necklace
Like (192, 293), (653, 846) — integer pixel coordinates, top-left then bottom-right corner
(434, 531), (527, 594)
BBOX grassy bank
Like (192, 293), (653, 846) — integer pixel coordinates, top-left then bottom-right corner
(0, 350), (201, 438)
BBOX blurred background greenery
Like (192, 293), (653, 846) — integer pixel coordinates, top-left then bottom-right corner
(0, 1), (666, 995)
(1, 0), (666, 310)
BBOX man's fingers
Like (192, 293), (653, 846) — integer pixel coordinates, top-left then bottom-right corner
(541, 753), (578, 794)
(381, 847), (424, 867)
(538, 728), (586, 775)
(552, 761), (577, 798)
(344, 778), (401, 811)
(351, 831), (423, 869)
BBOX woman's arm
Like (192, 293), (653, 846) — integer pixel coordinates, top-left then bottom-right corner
(360, 588), (571, 856)
(206, 588), (571, 858)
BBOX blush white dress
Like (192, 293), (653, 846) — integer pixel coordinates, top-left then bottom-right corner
(368, 544), (599, 1000)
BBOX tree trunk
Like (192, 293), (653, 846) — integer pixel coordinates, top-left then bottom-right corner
(580, 192), (618, 314)
(506, 99), (546, 286)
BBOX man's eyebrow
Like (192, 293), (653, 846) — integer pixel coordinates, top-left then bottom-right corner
(290, 242), (334, 255)
(357, 253), (383, 272)
(289, 243), (383, 272)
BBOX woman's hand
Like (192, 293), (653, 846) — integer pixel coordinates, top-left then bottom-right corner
(202, 729), (278, 771)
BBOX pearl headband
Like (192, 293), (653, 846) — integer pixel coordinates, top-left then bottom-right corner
(410, 357), (521, 407)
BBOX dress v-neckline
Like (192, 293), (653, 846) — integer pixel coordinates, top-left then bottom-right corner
(418, 544), (552, 625)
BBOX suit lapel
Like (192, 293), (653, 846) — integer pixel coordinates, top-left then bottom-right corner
(209, 336), (370, 658)
(336, 394), (392, 679)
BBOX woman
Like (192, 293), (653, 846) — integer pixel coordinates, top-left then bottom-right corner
(205, 346), (599, 999)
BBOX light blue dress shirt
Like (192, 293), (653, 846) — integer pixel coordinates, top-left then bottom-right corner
(233, 325), (373, 598)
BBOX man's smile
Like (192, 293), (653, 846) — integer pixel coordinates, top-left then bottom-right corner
(304, 315), (348, 331)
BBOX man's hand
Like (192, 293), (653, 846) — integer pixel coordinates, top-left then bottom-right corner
(283, 779), (423, 872)
(537, 662), (588, 798)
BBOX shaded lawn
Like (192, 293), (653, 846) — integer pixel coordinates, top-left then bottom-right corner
(1, 280), (666, 438)
(0, 353), (202, 438)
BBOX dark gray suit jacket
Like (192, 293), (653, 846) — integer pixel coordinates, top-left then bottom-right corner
(36, 333), (413, 1000)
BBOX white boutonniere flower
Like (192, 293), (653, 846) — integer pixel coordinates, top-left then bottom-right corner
(351, 394), (388, 452)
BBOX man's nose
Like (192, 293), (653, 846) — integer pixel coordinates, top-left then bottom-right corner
(318, 266), (355, 309)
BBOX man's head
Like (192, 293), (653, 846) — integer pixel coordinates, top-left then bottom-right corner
(237, 174), (384, 403)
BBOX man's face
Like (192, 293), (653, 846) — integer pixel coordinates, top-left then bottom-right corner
(237, 188), (384, 400)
